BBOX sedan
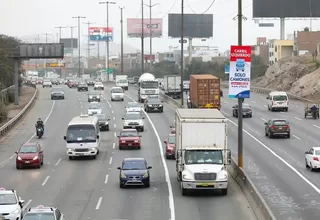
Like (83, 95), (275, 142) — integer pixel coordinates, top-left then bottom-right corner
(232, 103), (252, 118)
(16, 142), (44, 169)
(125, 102), (142, 113)
(96, 114), (110, 131)
(117, 158), (152, 188)
(265, 119), (290, 138)
(94, 82), (104, 90)
(164, 134), (176, 159)
(305, 147), (320, 171)
(118, 129), (141, 150)
(144, 98), (163, 113)
(87, 103), (103, 115)
(51, 88), (65, 100)
(88, 92), (101, 102)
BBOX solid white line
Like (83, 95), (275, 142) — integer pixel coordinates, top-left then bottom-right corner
(263, 105), (267, 108)
(104, 174), (109, 184)
(24, 199), (32, 209)
(292, 135), (301, 140)
(250, 101), (256, 103)
(114, 132), (116, 137)
(114, 124), (116, 128)
(55, 158), (61, 166)
(95, 197), (103, 209)
(42, 176), (50, 186)
(313, 125), (320, 129)
(109, 157), (112, 164)
(280, 112), (284, 114)
(125, 94), (175, 220)
(294, 117), (302, 121)
(112, 110), (114, 114)
(113, 117), (115, 120)
(227, 119), (320, 194)
(107, 101), (112, 108)
(9, 154), (15, 160)
(112, 142), (115, 149)
(260, 118), (267, 122)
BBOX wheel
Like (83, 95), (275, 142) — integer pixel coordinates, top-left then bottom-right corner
(181, 184), (187, 196)
(249, 114), (252, 118)
(92, 155), (96, 159)
(106, 126), (109, 131)
(69, 156), (73, 160)
(160, 109), (163, 113)
(235, 113), (238, 118)
(166, 155), (170, 159)
(111, 98), (113, 101)
(145, 181), (150, 188)
(119, 182), (124, 188)
(16, 165), (20, 169)
(140, 127), (144, 132)
(41, 160), (43, 165)
(119, 146), (122, 150)
(221, 188), (228, 195)
(310, 162), (314, 171)
(269, 131), (273, 138)
(137, 146), (141, 149)
(287, 133), (290, 138)
(271, 108), (274, 112)
(122, 98), (124, 101)
(37, 164), (41, 168)
(265, 130), (268, 136)
(232, 111), (235, 117)
(305, 159), (309, 168)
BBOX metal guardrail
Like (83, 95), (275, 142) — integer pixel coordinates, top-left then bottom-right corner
(159, 92), (275, 220)
(0, 84), (37, 136)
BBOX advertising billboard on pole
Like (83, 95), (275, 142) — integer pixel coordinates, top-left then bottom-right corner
(89, 27), (113, 42)
(127, 18), (163, 38)
(228, 46), (251, 98)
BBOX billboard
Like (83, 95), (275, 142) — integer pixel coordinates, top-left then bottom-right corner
(253, 0), (320, 18)
(127, 18), (163, 38)
(168, 14), (213, 38)
(8, 43), (64, 59)
(89, 27), (113, 42)
(228, 46), (251, 99)
(144, 54), (155, 61)
(46, 63), (65, 68)
(60, 38), (78, 48)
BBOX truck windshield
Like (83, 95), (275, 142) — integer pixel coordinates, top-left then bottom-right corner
(184, 150), (223, 165)
(273, 95), (287, 101)
(141, 81), (158, 89)
(118, 80), (127, 83)
(66, 125), (97, 143)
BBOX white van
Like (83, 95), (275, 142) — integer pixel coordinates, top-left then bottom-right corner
(266, 91), (289, 111)
(64, 115), (100, 159)
(111, 86), (124, 101)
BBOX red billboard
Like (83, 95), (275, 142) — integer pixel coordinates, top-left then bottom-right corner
(127, 18), (163, 38)
(144, 55), (155, 61)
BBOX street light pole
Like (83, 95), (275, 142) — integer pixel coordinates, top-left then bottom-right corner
(141, 0), (144, 73)
(72, 16), (86, 78)
(67, 26), (77, 66)
(119, 6), (125, 74)
(180, 0), (184, 107)
(100, 1), (116, 82)
(55, 26), (66, 77)
(43, 33), (50, 77)
(83, 21), (95, 59)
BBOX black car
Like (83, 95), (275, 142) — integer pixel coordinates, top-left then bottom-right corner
(96, 114), (110, 131)
(51, 79), (59, 85)
(117, 158), (152, 188)
(51, 88), (65, 100)
(144, 98), (163, 113)
(78, 82), (88, 91)
(88, 92), (100, 102)
(232, 103), (252, 118)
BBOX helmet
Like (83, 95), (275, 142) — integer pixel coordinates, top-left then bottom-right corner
(38, 118), (42, 121)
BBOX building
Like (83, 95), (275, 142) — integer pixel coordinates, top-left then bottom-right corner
(268, 39), (294, 65)
(252, 37), (269, 66)
(294, 31), (320, 55)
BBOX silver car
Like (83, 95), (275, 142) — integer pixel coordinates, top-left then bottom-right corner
(87, 102), (103, 115)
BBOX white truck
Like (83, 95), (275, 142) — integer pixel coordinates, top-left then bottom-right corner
(175, 108), (231, 196)
(164, 75), (181, 98)
(137, 73), (159, 103)
(116, 75), (129, 90)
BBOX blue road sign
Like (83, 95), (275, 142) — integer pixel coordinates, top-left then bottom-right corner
(90, 35), (113, 42)
(224, 65), (230, 74)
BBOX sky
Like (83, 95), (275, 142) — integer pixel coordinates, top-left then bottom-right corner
(1, 0), (320, 55)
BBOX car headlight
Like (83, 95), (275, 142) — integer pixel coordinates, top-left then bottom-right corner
(217, 170), (228, 180)
(33, 156), (38, 160)
(182, 173), (192, 180)
(89, 96), (93, 98)
(159, 105), (162, 107)
(143, 172), (149, 178)
(124, 121), (129, 125)
(11, 208), (20, 214)
(67, 148), (75, 152)
(134, 140), (139, 143)
(90, 148), (96, 151)
(120, 173), (126, 178)
(148, 105), (152, 107)
(17, 156), (22, 160)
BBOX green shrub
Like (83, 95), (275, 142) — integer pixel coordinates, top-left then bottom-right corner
(0, 102), (8, 123)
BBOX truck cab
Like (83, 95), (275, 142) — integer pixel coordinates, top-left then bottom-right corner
(116, 75), (129, 90)
(138, 73), (159, 103)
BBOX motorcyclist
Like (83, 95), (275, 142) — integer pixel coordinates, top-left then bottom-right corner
(35, 118), (44, 132)
(310, 104), (318, 112)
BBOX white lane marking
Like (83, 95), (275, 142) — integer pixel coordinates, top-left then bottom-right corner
(227, 119), (320, 194)
(107, 100), (112, 108)
(9, 154), (15, 160)
(293, 135), (301, 140)
(55, 158), (61, 166)
(112, 110), (114, 114)
(42, 176), (50, 186)
(104, 174), (109, 184)
(260, 118), (267, 122)
(114, 124), (116, 128)
(264, 105), (267, 108)
(114, 132), (116, 137)
(24, 199), (32, 209)
(250, 101), (256, 103)
(294, 117), (302, 121)
(112, 143), (115, 149)
(95, 197), (103, 209)
(80, 101), (82, 105)
(280, 112), (284, 114)
(125, 94), (175, 220)
(313, 125), (320, 129)
(109, 157), (112, 164)
(113, 117), (115, 120)
(223, 101), (227, 104)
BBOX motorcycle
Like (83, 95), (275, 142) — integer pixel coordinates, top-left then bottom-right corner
(35, 124), (44, 138)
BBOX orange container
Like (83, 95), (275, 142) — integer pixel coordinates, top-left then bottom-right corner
(189, 74), (221, 109)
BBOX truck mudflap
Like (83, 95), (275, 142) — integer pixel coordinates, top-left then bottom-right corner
(182, 181), (228, 190)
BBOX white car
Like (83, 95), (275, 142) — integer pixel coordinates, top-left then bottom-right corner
(111, 87), (124, 101)
(87, 102), (103, 115)
(122, 112), (144, 132)
(305, 147), (320, 171)
(94, 82), (104, 90)
(125, 102), (142, 113)
(0, 187), (25, 220)
(42, 80), (52, 88)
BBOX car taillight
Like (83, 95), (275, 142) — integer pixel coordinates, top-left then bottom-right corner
(313, 157), (319, 161)
(248, 108), (252, 111)
(283, 125), (289, 129)
(270, 126), (276, 129)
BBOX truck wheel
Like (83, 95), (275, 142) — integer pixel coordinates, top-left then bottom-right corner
(181, 183), (188, 196)
(221, 188), (228, 195)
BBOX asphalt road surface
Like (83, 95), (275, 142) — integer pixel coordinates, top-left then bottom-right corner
(0, 85), (256, 220)
(172, 88), (320, 220)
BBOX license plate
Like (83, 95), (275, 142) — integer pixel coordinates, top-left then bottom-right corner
(128, 143), (132, 146)
(25, 161), (30, 164)
(77, 153), (84, 156)
(154, 108), (158, 110)
(279, 127), (282, 129)
(132, 179), (138, 182)
(197, 183), (215, 187)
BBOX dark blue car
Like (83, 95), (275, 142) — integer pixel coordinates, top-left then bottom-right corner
(117, 158), (152, 188)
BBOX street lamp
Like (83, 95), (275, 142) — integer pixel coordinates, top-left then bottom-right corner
(72, 16), (86, 78)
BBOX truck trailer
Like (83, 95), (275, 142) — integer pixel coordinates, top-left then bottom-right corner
(163, 75), (181, 98)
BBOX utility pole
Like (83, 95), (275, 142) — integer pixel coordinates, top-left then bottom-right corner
(100, 1), (116, 82)
(67, 26), (77, 67)
(141, 0), (145, 73)
(180, 0), (184, 107)
(73, 16), (86, 78)
(43, 33), (50, 77)
(55, 26), (66, 77)
(83, 21), (95, 59)
(119, 6), (124, 74)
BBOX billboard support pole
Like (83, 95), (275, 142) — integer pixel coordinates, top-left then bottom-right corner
(14, 59), (19, 105)
(67, 26), (76, 68)
(188, 38), (192, 64)
(180, 0), (184, 107)
(237, 0), (244, 168)
(72, 16), (86, 78)
(120, 6), (124, 74)
(280, 18), (285, 40)
(141, 0), (145, 73)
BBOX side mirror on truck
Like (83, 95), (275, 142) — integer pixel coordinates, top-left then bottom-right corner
(226, 150), (232, 165)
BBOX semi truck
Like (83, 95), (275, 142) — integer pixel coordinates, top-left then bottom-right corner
(137, 73), (159, 103)
(175, 108), (231, 196)
(163, 75), (181, 98)
(189, 74), (221, 109)
(116, 75), (129, 90)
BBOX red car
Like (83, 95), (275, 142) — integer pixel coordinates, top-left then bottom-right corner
(15, 142), (44, 169)
(118, 129), (141, 150)
(164, 134), (176, 159)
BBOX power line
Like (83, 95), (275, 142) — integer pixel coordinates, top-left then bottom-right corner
(202, 0), (216, 14)
(161, 0), (177, 18)
(136, 6), (141, 17)
(186, 0), (196, 13)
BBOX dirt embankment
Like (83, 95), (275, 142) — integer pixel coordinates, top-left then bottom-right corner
(253, 55), (320, 100)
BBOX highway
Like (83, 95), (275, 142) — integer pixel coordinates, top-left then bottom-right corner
(0, 85), (256, 220)
(172, 88), (320, 220)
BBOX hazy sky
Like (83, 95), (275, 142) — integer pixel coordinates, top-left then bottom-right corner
(1, 0), (320, 53)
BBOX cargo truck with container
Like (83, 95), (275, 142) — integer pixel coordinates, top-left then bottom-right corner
(189, 74), (221, 109)
(175, 109), (231, 196)
(116, 75), (129, 90)
(137, 73), (159, 103)
(163, 75), (181, 98)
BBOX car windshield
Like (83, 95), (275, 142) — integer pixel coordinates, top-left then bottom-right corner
(184, 150), (223, 165)
(127, 102), (140, 107)
(168, 136), (175, 144)
(111, 89), (123, 93)
(89, 92), (99, 96)
(273, 95), (287, 101)
(96, 114), (106, 120)
(148, 99), (161, 104)
(0, 194), (17, 205)
(273, 120), (287, 125)
(23, 213), (55, 220)
(44, 80), (50, 82)
(20, 146), (37, 153)
(120, 130), (138, 137)
(141, 81), (158, 88)
(122, 161), (146, 170)
(52, 88), (63, 93)
(124, 113), (141, 120)
(66, 125), (97, 142)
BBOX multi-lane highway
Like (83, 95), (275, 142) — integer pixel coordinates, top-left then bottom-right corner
(0, 85), (256, 220)
(172, 88), (320, 219)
